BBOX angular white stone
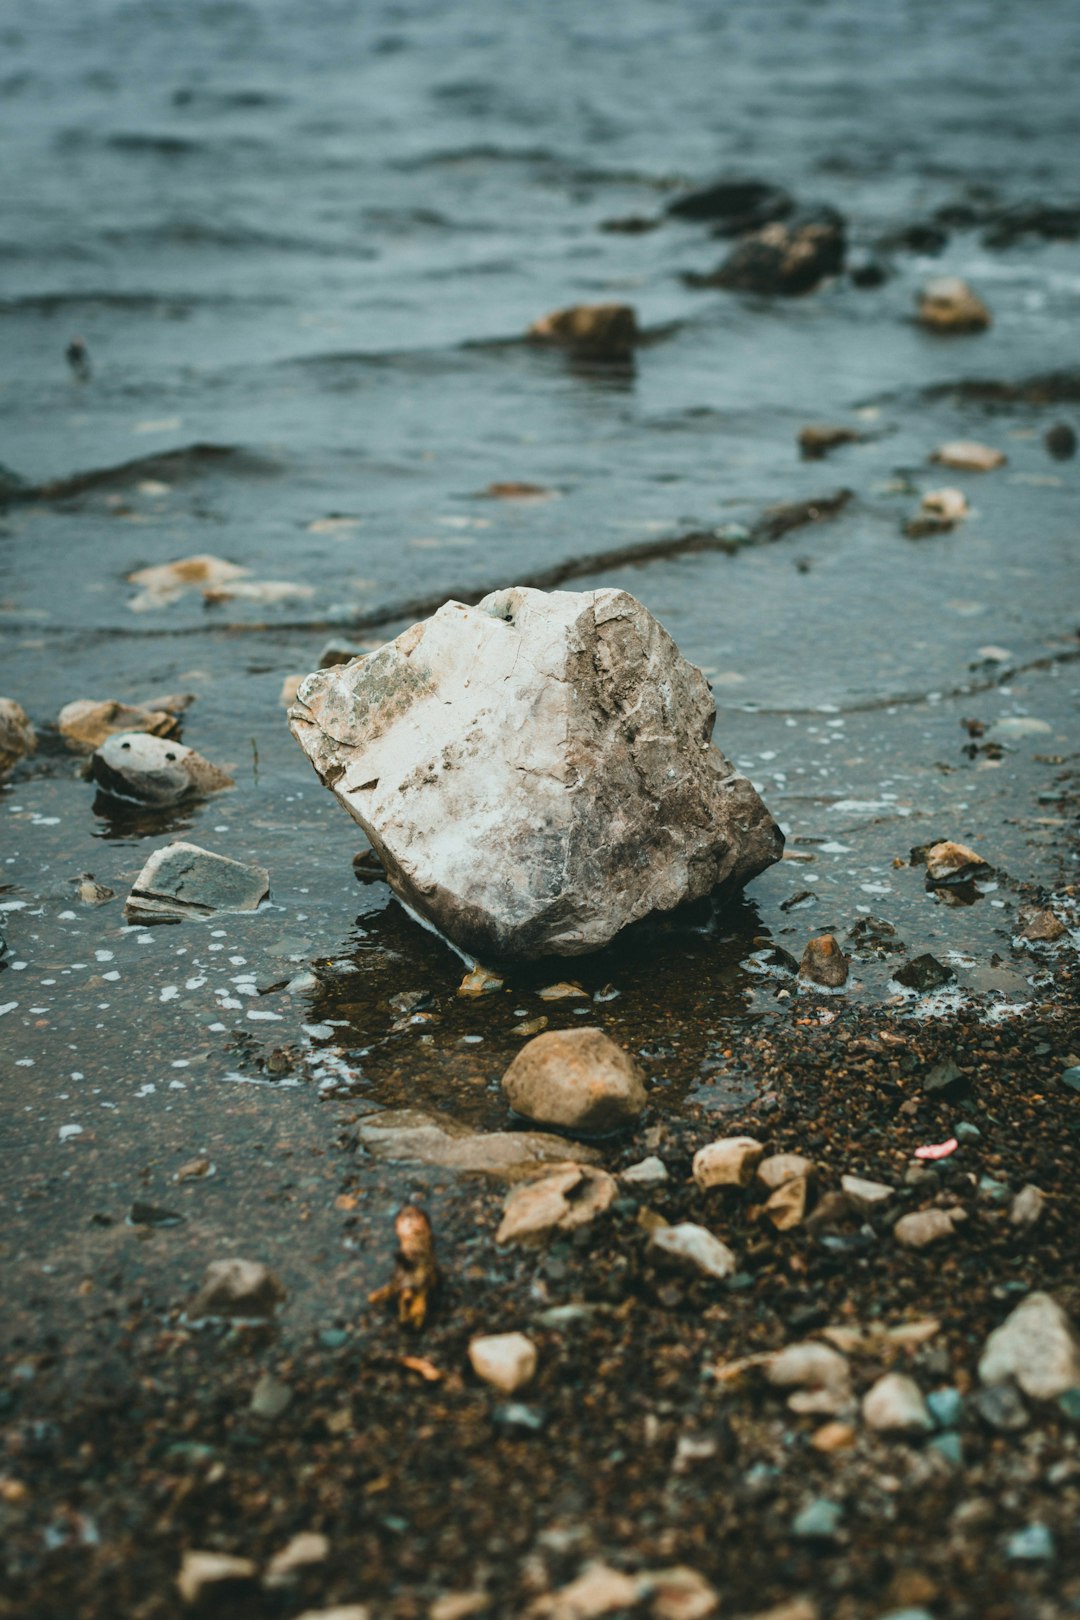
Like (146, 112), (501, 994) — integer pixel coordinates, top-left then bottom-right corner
(692, 1136), (764, 1190)
(468, 1332), (538, 1394)
(841, 1173), (895, 1214)
(289, 587), (783, 960)
(650, 1222), (736, 1281)
(862, 1372), (932, 1434)
(978, 1292), (1080, 1400)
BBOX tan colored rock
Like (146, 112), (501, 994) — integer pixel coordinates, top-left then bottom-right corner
(799, 933), (849, 988)
(693, 1136), (764, 1190)
(457, 965), (504, 998)
(841, 1173), (895, 1214)
(91, 732), (232, 806)
(264, 1532), (329, 1585)
(58, 697), (180, 753)
(919, 487), (969, 523)
(650, 1223), (736, 1281)
(1018, 906), (1066, 943)
(918, 276), (992, 332)
(978, 1291), (1080, 1400)
(1009, 1184), (1046, 1228)
(289, 587), (783, 961)
(757, 1152), (814, 1190)
(862, 1372), (932, 1434)
(187, 1259), (285, 1322)
(501, 1027), (646, 1133)
(0, 699), (36, 776)
(125, 842), (269, 923)
(296, 1610), (370, 1620)
(496, 1165), (617, 1246)
(527, 1561), (640, 1619)
(127, 553), (248, 610)
(645, 1566), (719, 1620)
(894, 1207), (965, 1249)
(810, 1421), (856, 1453)
(768, 1342), (852, 1416)
(932, 440), (1006, 472)
(925, 839), (988, 882)
(468, 1332), (537, 1395)
(177, 1550), (258, 1604)
(527, 303), (639, 362)
(357, 1109), (597, 1176)
(746, 1599), (818, 1620)
(798, 424), (859, 460)
(763, 1175), (809, 1230)
(430, 1595), (490, 1620)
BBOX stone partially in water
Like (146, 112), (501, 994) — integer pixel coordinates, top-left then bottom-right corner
(125, 841), (269, 922)
(0, 698), (36, 777)
(58, 697), (182, 753)
(289, 587), (783, 961)
(893, 954), (954, 993)
(799, 934), (849, 988)
(1045, 421), (1077, 460)
(798, 424), (861, 460)
(526, 303), (639, 362)
(931, 440), (1006, 472)
(693, 207), (846, 295)
(917, 277), (992, 332)
(665, 175), (793, 232)
(501, 1027), (646, 1134)
(92, 732), (233, 806)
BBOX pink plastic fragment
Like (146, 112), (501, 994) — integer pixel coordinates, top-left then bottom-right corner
(914, 1137), (959, 1161)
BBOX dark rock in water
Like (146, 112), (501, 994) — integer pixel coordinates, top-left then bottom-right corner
(688, 207), (846, 296)
(848, 253), (888, 288)
(894, 953), (955, 992)
(846, 915), (904, 957)
(877, 221), (949, 255)
(799, 933), (849, 988)
(289, 587), (783, 961)
(981, 200), (1080, 248)
(1045, 421), (1077, 460)
(526, 303), (639, 362)
(600, 214), (660, 235)
(665, 176), (793, 234)
(798, 424), (860, 460)
(125, 841), (270, 923)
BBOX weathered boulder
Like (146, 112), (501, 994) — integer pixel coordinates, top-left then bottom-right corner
(501, 1027), (646, 1133)
(92, 732), (233, 806)
(289, 587), (782, 961)
(58, 697), (182, 753)
(0, 698), (36, 777)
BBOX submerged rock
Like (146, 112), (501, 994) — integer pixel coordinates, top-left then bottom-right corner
(125, 841), (269, 923)
(526, 303), (639, 362)
(0, 698), (36, 777)
(91, 732), (232, 806)
(666, 175), (793, 233)
(923, 839), (989, 884)
(289, 587), (782, 961)
(692, 207), (846, 295)
(693, 1136), (764, 1190)
(894, 954), (954, 992)
(917, 277), (991, 332)
(501, 1027), (646, 1133)
(357, 1108), (598, 1175)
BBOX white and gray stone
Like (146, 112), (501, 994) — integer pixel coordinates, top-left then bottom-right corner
(468, 1332), (537, 1394)
(289, 587), (783, 960)
(357, 1108), (598, 1176)
(649, 1223), (736, 1281)
(978, 1292), (1080, 1400)
(862, 1372), (933, 1435)
(92, 732), (232, 806)
(692, 1136), (764, 1190)
(125, 841), (269, 922)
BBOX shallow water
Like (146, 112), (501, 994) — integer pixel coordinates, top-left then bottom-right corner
(2, 0), (1079, 1339)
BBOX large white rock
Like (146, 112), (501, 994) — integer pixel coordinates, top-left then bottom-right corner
(289, 587), (782, 960)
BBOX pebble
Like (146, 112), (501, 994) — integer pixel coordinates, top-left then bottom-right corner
(791, 1498), (843, 1541)
(646, 1566), (719, 1620)
(931, 440), (1006, 471)
(757, 1152), (813, 1190)
(928, 1432), (965, 1468)
(810, 1421), (856, 1453)
(430, 1595), (491, 1620)
(1005, 1523), (1055, 1563)
(621, 1155), (669, 1187)
(747, 1605), (818, 1620)
(893, 1207), (964, 1248)
(496, 1166), (617, 1247)
(1009, 1184), (1045, 1227)
(457, 965), (505, 998)
(972, 1382), (1029, 1432)
(798, 934), (849, 988)
(924, 839), (988, 882)
(862, 1372), (933, 1435)
(528, 1561), (640, 1618)
(840, 1174), (895, 1214)
(468, 1332), (537, 1395)
(1061, 1066), (1080, 1094)
(917, 276), (991, 331)
(1017, 905), (1066, 943)
(501, 1027), (646, 1133)
(249, 1373), (293, 1420)
(768, 1342), (852, 1416)
(893, 954), (954, 992)
(692, 1136), (763, 1189)
(926, 1388), (964, 1429)
(650, 1222), (737, 1281)
(264, 1531), (329, 1584)
(763, 1175), (808, 1230)
(187, 1259), (286, 1323)
(978, 1291), (1080, 1399)
(177, 1550), (258, 1604)
(296, 1610), (370, 1620)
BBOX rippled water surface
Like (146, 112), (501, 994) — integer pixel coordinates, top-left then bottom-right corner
(2, 0), (1078, 1336)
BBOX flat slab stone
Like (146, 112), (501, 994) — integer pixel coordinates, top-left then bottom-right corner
(125, 841), (269, 923)
(357, 1108), (599, 1176)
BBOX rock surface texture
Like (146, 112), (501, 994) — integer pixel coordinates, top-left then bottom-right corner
(500, 1027), (646, 1133)
(289, 587), (783, 961)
